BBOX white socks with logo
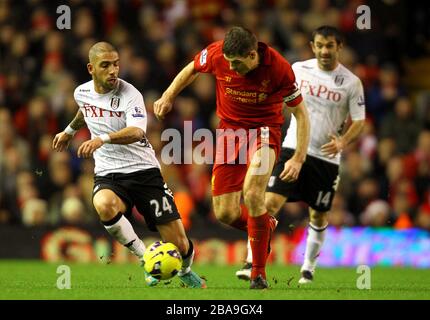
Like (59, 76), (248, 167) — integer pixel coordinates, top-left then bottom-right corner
(104, 214), (146, 258)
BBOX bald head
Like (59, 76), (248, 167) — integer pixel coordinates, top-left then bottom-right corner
(88, 41), (117, 64)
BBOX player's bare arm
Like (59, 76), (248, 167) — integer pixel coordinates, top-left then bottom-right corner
(154, 61), (199, 120)
(77, 126), (145, 158)
(321, 119), (364, 157)
(279, 101), (310, 182)
(69, 109), (86, 130)
(52, 110), (86, 152)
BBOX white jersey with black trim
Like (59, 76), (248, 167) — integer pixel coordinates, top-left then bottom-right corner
(283, 58), (366, 165)
(74, 79), (160, 176)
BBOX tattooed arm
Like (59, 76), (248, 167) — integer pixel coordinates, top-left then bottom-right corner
(52, 110), (86, 152)
(69, 110), (86, 131)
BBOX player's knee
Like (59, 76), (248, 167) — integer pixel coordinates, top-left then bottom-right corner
(310, 210), (328, 227)
(265, 197), (283, 216)
(93, 193), (122, 220)
(243, 190), (264, 213)
(213, 206), (239, 224)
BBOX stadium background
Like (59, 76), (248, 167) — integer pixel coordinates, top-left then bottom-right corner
(1, 0), (430, 269)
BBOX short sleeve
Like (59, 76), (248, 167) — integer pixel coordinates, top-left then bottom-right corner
(348, 78), (366, 121)
(125, 91), (147, 133)
(73, 86), (82, 107)
(193, 41), (220, 74)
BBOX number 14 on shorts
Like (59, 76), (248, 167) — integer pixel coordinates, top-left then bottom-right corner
(315, 191), (331, 207)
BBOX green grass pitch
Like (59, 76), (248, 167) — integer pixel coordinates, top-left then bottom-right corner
(0, 260), (429, 300)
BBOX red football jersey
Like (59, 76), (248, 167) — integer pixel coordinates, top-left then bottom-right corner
(194, 40), (302, 128)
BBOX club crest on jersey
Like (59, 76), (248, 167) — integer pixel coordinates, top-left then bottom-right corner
(260, 79), (271, 92)
(261, 79), (270, 88)
(132, 107), (145, 118)
(110, 96), (120, 110)
(334, 75), (344, 86)
(200, 49), (208, 66)
(258, 92), (268, 103)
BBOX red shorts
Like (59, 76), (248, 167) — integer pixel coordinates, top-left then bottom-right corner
(211, 121), (281, 196)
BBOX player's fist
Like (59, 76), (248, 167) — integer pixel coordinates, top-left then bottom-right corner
(52, 132), (73, 152)
(153, 95), (173, 120)
(77, 138), (104, 158)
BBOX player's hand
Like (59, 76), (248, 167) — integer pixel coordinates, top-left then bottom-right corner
(153, 95), (173, 120)
(52, 132), (73, 152)
(279, 158), (303, 182)
(77, 138), (104, 158)
(321, 134), (345, 158)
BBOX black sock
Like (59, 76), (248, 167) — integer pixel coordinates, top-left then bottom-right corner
(182, 239), (194, 259)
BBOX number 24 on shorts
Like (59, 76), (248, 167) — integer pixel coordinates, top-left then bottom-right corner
(150, 197), (173, 217)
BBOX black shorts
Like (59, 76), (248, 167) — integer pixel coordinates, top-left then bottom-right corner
(266, 148), (340, 212)
(92, 168), (181, 231)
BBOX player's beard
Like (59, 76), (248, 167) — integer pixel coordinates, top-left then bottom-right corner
(101, 77), (117, 91)
(105, 78), (117, 89)
(235, 66), (249, 76)
(318, 55), (335, 70)
(93, 71), (117, 92)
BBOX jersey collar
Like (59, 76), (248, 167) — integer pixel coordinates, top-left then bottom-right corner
(258, 42), (271, 66)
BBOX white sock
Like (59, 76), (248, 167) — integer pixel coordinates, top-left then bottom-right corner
(246, 238), (252, 264)
(301, 222), (328, 273)
(178, 239), (194, 276)
(104, 214), (146, 258)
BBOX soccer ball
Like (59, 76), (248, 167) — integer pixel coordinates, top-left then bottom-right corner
(143, 241), (183, 280)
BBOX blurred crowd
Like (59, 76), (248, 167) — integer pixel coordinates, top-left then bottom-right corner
(1, 0), (430, 232)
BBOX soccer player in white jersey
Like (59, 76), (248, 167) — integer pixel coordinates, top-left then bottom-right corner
(52, 42), (205, 288)
(236, 26), (365, 284)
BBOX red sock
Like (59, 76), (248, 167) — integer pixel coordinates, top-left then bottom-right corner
(248, 213), (270, 279)
(230, 204), (249, 232)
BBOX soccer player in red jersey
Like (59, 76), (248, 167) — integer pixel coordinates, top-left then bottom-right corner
(154, 26), (310, 289)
